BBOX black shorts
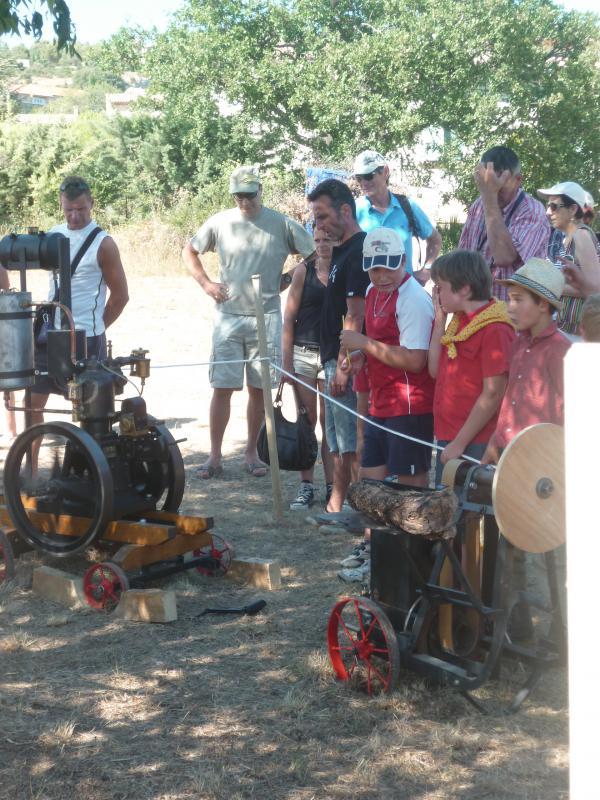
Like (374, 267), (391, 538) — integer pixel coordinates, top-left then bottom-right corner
(361, 412), (433, 477)
(32, 333), (107, 396)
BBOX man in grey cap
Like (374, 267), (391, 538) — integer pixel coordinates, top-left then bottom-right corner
(353, 150), (441, 284)
(183, 166), (315, 479)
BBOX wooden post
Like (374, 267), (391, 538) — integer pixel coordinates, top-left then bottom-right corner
(565, 343), (600, 798)
(251, 274), (284, 522)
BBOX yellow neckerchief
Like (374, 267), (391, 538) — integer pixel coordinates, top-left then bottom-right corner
(440, 299), (514, 359)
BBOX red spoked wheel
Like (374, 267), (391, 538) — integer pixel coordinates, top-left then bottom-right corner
(0, 527), (15, 584)
(328, 597), (400, 695)
(192, 534), (234, 576)
(83, 562), (129, 612)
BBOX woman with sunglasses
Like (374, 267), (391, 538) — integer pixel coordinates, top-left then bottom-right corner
(538, 181), (600, 336)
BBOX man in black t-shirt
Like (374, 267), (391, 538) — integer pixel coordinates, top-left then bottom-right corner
(308, 179), (369, 513)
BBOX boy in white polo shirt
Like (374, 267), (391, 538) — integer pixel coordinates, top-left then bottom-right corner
(338, 227), (435, 581)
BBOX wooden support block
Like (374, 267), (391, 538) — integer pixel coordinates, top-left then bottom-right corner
(32, 566), (87, 609)
(226, 557), (281, 591)
(114, 589), (177, 623)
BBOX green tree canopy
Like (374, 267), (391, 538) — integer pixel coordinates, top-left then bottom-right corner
(146, 0), (600, 203)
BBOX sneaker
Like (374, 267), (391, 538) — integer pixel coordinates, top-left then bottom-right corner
(325, 483), (333, 505)
(339, 541), (370, 568)
(338, 559), (371, 583)
(290, 481), (315, 511)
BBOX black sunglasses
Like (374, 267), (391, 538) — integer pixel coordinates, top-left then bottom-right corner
(60, 178), (90, 193)
(546, 202), (567, 212)
(233, 191), (258, 200)
(355, 168), (383, 182)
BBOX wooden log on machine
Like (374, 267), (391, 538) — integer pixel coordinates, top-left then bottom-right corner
(346, 480), (458, 539)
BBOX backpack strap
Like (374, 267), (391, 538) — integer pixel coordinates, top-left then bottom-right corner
(393, 193), (421, 238)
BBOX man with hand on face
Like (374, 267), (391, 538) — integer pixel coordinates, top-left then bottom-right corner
(183, 166), (315, 479)
(353, 150), (441, 284)
(307, 179), (369, 513)
(459, 145), (550, 300)
(31, 176), (129, 422)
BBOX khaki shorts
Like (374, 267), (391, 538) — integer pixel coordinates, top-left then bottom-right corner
(293, 344), (324, 382)
(209, 312), (281, 389)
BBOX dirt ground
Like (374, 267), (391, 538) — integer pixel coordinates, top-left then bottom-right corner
(0, 273), (568, 800)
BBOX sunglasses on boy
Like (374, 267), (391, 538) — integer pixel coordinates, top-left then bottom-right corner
(60, 178), (90, 193)
(546, 202), (567, 212)
(233, 191), (258, 200)
(354, 168), (384, 183)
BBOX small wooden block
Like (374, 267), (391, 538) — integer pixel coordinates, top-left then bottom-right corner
(114, 589), (177, 623)
(32, 566), (87, 609)
(226, 557), (281, 591)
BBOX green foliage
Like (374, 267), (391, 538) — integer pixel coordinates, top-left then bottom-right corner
(1, 0), (599, 238)
(86, 26), (153, 76)
(0, 0), (76, 55)
(147, 0), (600, 204)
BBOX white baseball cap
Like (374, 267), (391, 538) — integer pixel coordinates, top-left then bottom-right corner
(353, 150), (386, 176)
(362, 227), (405, 271)
(537, 181), (587, 210)
(583, 191), (595, 210)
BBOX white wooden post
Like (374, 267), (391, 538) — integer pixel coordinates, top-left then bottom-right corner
(251, 274), (284, 522)
(565, 343), (600, 798)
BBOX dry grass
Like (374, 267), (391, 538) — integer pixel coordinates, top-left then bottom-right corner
(0, 274), (568, 800)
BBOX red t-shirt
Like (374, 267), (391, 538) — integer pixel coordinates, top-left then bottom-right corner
(494, 323), (571, 449)
(364, 275), (435, 417)
(433, 301), (515, 443)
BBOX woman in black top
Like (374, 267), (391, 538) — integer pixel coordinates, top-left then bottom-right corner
(282, 231), (335, 510)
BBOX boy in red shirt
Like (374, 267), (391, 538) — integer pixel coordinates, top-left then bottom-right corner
(429, 250), (515, 486)
(337, 227), (435, 581)
(481, 258), (570, 641)
(482, 258), (571, 464)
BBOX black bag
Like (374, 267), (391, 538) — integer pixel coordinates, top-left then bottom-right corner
(257, 381), (318, 471)
(34, 225), (103, 346)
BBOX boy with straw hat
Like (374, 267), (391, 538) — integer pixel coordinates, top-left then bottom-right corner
(482, 257), (571, 465)
(482, 257), (571, 641)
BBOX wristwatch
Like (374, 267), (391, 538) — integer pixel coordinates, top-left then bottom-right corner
(281, 272), (292, 286)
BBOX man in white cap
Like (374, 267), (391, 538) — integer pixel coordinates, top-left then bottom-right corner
(183, 166), (315, 479)
(353, 150), (441, 284)
(459, 145), (550, 300)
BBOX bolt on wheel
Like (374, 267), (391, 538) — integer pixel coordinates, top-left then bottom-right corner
(83, 562), (130, 612)
(328, 596), (400, 695)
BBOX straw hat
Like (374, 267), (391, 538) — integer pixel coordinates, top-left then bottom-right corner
(497, 258), (564, 309)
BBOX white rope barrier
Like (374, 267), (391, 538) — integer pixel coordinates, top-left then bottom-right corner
(272, 363), (481, 465)
(152, 357), (268, 369)
(148, 354), (481, 466)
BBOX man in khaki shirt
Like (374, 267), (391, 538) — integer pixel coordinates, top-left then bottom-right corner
(183, 166), (315, 478)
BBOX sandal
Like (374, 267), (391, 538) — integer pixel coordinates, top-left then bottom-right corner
(197, 463), (224, 480)
(245, 462), (267, 478)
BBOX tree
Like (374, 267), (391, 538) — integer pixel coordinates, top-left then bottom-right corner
(146, 0), (600, 202)
(0, 0), (76, 54)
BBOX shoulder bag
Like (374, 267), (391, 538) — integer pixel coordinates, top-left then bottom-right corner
(257, 380), (318, 471)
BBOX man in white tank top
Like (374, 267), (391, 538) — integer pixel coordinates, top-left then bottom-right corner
(30, 176), (129, 418)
